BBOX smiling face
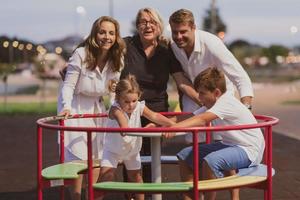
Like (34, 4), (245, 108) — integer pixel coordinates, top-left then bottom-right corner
(118, 92), (139, 114)
(170, 22), (195, 51)
(96, 21), (116, 51)
(137, 11), (161, 43)
(197, 87), (220, 109)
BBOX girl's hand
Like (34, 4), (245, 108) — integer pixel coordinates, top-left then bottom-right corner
(162, 132), (176, 139)
(120, 132), (126, 137)
(58, 109), (71, 119)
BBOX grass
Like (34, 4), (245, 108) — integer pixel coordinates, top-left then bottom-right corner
(282, 100), (300, 105)
(0, 102), (57, 115)
(0, 100), (179, 115)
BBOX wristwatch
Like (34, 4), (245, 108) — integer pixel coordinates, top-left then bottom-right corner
(244, 103), (252, 110)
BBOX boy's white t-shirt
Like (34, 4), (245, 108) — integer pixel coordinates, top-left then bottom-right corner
(194, 91), (265, 166)
(103, 101), (145, 158)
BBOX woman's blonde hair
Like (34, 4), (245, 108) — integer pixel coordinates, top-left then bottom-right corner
(115, 74), (142, 102)
(79, 16), (126, 72)
(135, 8), (169, 46)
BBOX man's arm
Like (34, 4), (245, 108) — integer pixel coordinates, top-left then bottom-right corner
(207, 33), (254, 103)
(172, 72), (202, 106)
(241, 96), (253, 109)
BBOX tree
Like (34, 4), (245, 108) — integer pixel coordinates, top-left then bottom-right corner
(0, 63), (16, 110)
(202, 4), (227, 35)
(262, 45), (289, 65)
(130, 20), (138, 35)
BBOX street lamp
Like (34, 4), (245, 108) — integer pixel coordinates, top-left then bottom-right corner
(2, 41), (13, 63)
(290, 25), (298, 55)
(55, 46), (63, 55)
(75, 5), (86, 38)
(109, 0), (114, 17)
(210, 0), (217, 34)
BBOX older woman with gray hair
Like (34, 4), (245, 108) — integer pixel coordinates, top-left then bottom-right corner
(120, 7), (200, 186)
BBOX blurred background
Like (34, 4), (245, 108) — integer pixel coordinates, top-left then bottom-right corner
(0, 1), (300, 199)
(0, 0), (299, 110)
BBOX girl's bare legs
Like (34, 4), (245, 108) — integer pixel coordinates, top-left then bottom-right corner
(127, 169), (144, 200)
(69, 168), (100, 200)
(69, 174), (84, 200)
(82, 168), (101, 199)
(94, 167), (116, 200)
(98, 166), (116, 182)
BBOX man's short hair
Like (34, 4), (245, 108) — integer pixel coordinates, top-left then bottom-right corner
(194, 67), (227, 93)
(169, 9), (195, 26)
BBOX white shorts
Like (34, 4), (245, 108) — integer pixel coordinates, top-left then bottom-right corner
(101, 150), (141, 170)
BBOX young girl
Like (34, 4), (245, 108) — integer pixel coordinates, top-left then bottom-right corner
(97, 74), (175, 200)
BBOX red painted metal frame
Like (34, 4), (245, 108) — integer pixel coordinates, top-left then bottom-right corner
(36, 112), (278, 200)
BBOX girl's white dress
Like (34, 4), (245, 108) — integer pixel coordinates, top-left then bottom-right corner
(103, 101), (145, 159)
(58, 47), (121, 160)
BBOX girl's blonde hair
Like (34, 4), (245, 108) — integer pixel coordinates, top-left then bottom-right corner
(115, 74), (142, 102)
(78, 16), (126, 72)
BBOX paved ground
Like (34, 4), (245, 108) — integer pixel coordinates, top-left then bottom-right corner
(0, 80), (299, 199)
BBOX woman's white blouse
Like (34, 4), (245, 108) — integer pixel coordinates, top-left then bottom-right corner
(61, 47), (120, 111)
(58, 47), (121, 160)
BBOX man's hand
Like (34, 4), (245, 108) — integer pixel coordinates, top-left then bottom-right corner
(241, 96), (253, 110)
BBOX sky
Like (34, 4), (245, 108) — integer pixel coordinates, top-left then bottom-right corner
(0, 0), (299, 47)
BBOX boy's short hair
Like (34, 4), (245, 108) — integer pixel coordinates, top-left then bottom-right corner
(194, 67), (227, 93)
(169, 8), (195, 26)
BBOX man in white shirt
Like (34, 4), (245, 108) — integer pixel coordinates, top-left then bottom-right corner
(169, 9), (254, 143)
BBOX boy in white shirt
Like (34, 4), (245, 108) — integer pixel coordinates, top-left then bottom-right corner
(164, 67), (264, 200)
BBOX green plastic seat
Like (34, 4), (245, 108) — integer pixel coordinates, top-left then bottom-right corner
(93, 165), (273, 193)
(42, 160), (100, 180)
(93, 181), (191, 192)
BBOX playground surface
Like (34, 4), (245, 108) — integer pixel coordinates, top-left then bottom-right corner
(0, 81), (300, 199)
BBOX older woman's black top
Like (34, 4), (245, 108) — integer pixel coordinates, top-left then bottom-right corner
(120, 35), (183, 112)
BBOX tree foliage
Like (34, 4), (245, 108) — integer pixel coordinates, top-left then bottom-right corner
(262, 45), (289, 64)
(202, 8), (227, 34)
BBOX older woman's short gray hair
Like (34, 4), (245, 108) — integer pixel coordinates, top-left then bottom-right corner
(135, 7), (164, 36)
